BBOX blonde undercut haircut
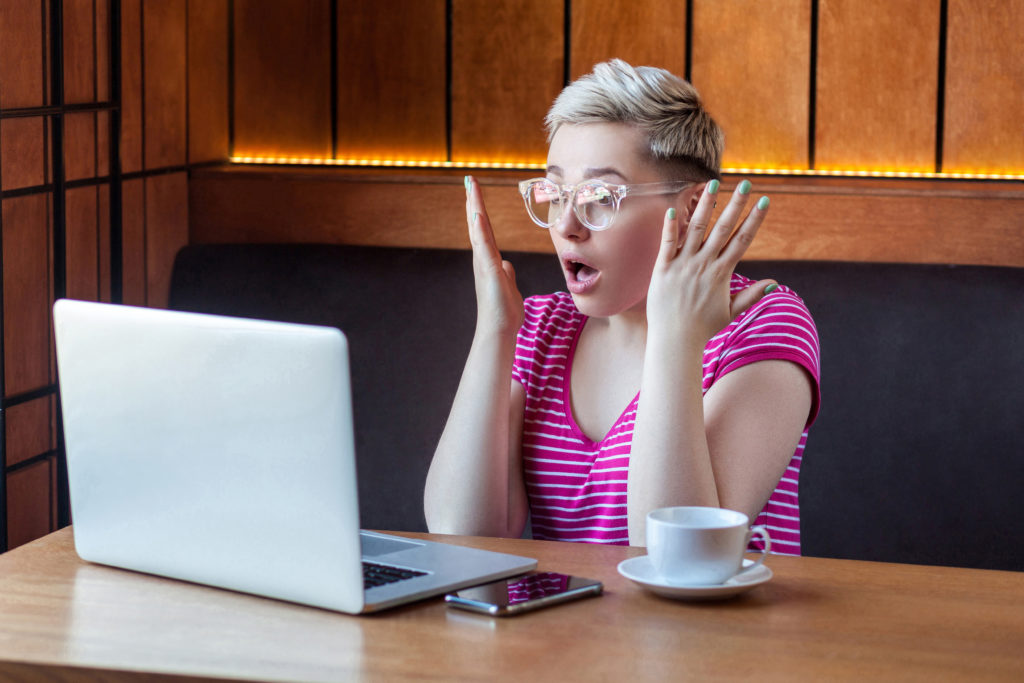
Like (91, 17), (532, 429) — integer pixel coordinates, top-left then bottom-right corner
(545, 59), (724, 182)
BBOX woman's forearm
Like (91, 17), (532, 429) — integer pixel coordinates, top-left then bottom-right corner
(628, 334), (720, 545)
(424, 328), (525, 537)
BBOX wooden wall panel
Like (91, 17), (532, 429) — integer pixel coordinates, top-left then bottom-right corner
(143, 0), (187, 169)
(145, 172), (189, 307)
(570, 0), (687, 81)
(120, 0), (143, 173)
(691, 0), (811, 170)
(189, 168), (548, 252)
(451, 0), (563, 163)
(1, 194), (52, 396)
(190, 168), (1024, 268)
(0, 0), (47, 108)
(187, 0), (229, 163)
(336, 0), (446, 160)
(65, 185), (99, 302)
(6, 459), (53, 550)
(96, 0), (110, 102)
(98, 182), (111, 301)
(63, 0), (97, 105)
(121, 178), (147, 306)
(0, 118), (47, 191)
(4, 399), (53, 467)
(816, 0), (940, 173)
(233, 0), (332, 158)
(63, 112), (96, 181)
(96, 110), (110, 176)
(944, 1), (1024, 174)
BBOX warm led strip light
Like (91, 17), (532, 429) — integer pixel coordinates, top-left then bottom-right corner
(230, 156), (1024, 181)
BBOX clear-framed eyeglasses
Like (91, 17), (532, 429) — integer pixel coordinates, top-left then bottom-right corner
(518, 178), (694, 231)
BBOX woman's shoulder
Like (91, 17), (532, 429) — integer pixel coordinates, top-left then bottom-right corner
(730, 273), (814, 321)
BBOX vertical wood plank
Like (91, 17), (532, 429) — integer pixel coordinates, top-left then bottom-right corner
(336, 0), (446, 160)
(96, 109), (110, 176)
(63, 111), (96, 181)
(2, 194), (52, 396)
(0, 0), (47, 108)
(145, 172), (188, 308)
(944, 1), (1024, 174)
(451, 0), (563, 163)
(6, 459), (54, 550)
(816, 0), (940, 173)
(96, 0), (110, 101)
(570, 0), (686, 81)
(121, 178), (147, 306)
(120, 0), (143, 173)
(0, 118), (48, 191)
(98, 182), (111, 301)
(63, 0), (97, 104)
(4, 399), (53, 467)
(65, 185), (99, 302)
(233, 0), (332, 158)
(691, 0), (811, 171)
(187, 0), (229, 163)
(143, 0), (187, 169)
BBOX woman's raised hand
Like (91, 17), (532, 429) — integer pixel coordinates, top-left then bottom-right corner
(465, 176), (524, 337)
(646, 179), (776, 347)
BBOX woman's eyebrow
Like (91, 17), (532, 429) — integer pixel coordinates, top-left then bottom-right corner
(584, 166), (628, 181)
(545, 165), (628, 181)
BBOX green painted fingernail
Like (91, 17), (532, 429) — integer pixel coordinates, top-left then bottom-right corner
(757, 196), (770, 210)
(739, 179), (752, 195)
(668, 208), (677, 220)
(464, 175), (471, 190)
(764, 283), (779, 295)
(708, 179), (720, 194)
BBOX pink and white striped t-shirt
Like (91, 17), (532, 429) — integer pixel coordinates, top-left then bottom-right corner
(511, 274), (821, 554)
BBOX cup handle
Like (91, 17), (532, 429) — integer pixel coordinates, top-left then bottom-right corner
(740, 525), (772, 574)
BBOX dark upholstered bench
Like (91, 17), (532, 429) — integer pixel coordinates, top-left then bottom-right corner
(170, 244), (1024, 571)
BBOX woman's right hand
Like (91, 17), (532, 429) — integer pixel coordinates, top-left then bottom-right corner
(465, 176), (524, 337)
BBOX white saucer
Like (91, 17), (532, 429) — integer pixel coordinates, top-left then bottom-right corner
(617, 556), (772, 600)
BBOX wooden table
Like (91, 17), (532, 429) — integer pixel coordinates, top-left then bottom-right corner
(0, 528), (1021, 681)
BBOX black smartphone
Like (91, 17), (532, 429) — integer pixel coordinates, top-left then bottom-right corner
(444, 571), (603, 616)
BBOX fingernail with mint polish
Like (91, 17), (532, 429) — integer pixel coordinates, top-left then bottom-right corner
(668, 208), (677, 220)
(739, 179), (752, 195)
(708, 179), (720, 195)
(757, 196), (770, 210)
(464, 175), (471, 193)
(764, 283), (779, 295)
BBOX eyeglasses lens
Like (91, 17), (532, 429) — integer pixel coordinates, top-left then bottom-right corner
(576, 183), (614, 229)
(527, 181), (615, 229)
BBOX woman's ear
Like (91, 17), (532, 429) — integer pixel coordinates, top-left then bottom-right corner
(680, 182), (707, 224)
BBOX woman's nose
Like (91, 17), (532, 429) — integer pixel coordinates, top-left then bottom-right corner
(551, 205), (589, 240)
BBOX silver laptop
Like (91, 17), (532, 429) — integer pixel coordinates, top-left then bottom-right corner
(53, 299), (536, 614)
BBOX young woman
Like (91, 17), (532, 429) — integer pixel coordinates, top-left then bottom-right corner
(424, 60), (820, 553)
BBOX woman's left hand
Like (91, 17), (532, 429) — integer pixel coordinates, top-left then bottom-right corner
(645, 179), (776, 347)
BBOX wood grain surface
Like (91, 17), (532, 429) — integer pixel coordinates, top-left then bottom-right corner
(336, 0), (447, 160)
(189, 166), (1024, 267)
(691, 0), (812, 171)
(450, 0), (562, 163)
(0, 528), (1021, 681)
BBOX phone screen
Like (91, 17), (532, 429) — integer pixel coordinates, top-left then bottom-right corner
(445, 572), (603, 616)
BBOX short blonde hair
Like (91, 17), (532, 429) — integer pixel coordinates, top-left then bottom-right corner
(545, 59), (723, 181)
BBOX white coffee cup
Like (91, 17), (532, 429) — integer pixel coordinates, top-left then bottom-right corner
(645, 506), (771, 586)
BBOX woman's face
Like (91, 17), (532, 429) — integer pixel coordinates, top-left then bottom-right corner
(545, 122), (701, 320)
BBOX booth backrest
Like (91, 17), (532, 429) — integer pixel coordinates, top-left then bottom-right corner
(169, 244), (1024, 571)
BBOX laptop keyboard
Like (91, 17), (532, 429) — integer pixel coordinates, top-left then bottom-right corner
(363, 561), (427, 589)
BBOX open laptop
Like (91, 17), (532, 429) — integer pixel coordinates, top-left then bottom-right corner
(52, 299), (536, 614)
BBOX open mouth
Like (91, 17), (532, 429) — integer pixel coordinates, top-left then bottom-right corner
(562, 254), (600, 293)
